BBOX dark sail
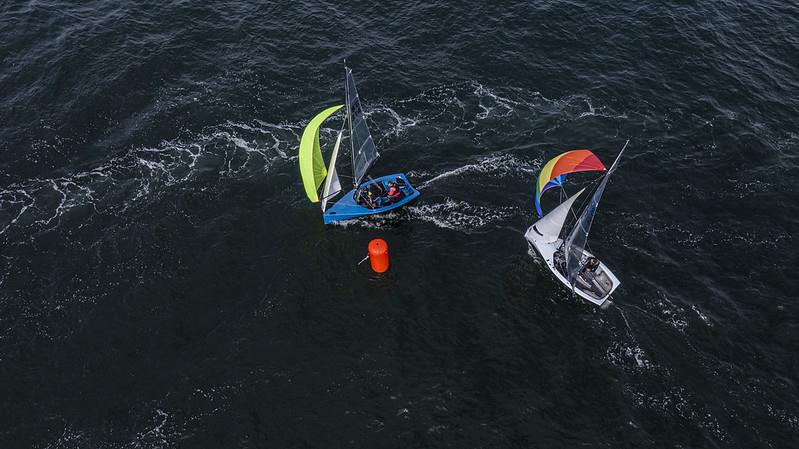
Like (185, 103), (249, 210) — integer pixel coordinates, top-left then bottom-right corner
(564, 141), (628, 287)
(345, 67), (379, 186)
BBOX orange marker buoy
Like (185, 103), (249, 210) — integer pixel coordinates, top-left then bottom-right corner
(368, 238), (389, 273)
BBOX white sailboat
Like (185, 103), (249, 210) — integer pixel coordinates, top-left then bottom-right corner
(525, 141), (628, 306)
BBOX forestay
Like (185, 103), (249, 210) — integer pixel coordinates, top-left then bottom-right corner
(346, 68), (379, 187)
(564, 140), (628, 286)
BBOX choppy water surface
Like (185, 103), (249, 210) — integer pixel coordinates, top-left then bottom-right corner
(1, 1), (797, 447)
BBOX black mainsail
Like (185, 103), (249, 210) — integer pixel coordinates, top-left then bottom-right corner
(345, 67), (379, 187)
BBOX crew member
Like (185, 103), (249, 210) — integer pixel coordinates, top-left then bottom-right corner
(364, 188), (377, 209)
(581, 257), (600, 274)
(387, 180), (403, 202)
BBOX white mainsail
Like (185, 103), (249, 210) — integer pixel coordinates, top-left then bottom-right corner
(525, 188), (585, 244)
(345, 67), (379, 187)
(321, 129), (344, 211)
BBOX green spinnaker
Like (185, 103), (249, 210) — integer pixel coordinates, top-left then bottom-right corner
(299, 104), (344, 202)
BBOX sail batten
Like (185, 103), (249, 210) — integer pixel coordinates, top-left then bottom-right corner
(345, 67), (379, 187)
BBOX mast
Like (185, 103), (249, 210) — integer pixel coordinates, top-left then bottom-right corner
(344, 64), (356, 188)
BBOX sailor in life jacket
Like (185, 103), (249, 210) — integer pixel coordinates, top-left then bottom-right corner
(387, 180), (403, 202)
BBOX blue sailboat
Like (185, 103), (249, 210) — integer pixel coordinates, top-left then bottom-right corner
(299, 65), (420, 224)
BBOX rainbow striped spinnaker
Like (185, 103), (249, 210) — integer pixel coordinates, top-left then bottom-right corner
(534, 149), (606, 217)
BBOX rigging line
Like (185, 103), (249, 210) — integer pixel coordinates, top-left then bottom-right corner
(560, 185), (580, 223)
(560, 175), (605, 253)
(566, 171), (606, 217)
(567, 172), (607, 223)
(572, 174), (604, 217)
(320, 189), (342, 201)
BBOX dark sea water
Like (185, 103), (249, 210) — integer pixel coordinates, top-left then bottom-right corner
(1, 1), (798, 448)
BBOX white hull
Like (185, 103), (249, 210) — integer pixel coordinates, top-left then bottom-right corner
(525, 225), (620, 307)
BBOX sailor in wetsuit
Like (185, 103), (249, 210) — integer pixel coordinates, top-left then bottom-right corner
(354, 188), (364, 206)
(367, 182), (386, 208)
(370, 182), (385, 197)
(357, 187), (377, 209)
(355, 187), (372, 208)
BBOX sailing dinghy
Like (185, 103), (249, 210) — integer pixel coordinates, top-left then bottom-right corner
(299, 65), (420, 224)
(524, 141), (629, 306)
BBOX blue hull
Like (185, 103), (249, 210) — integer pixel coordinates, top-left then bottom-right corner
(323, 173), (420, 224)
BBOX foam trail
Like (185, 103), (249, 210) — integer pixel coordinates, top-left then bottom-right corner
(371, 80), (624, 141)
(328, 198), (516, 233)
(408, 199), (516, 232)
(418, 153), (540, 190)
(0, 120), (304, 240)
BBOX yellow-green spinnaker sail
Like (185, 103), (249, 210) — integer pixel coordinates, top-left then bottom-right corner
(299, 104), (344, 202)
